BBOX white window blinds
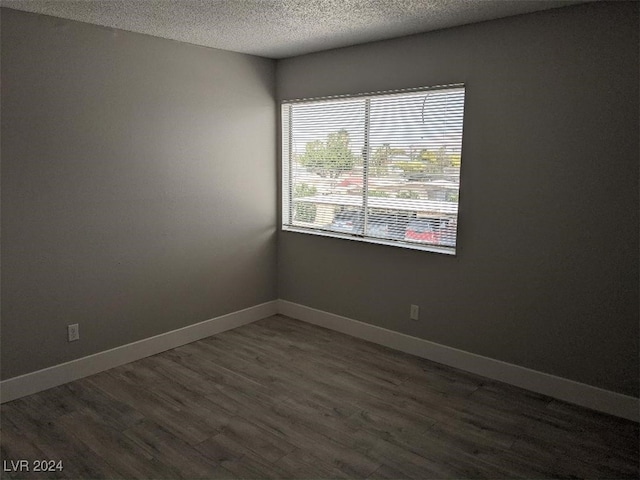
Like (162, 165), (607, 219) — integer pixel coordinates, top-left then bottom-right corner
(282, 84), (465, 254)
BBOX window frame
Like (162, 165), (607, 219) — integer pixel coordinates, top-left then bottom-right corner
(281, 84), (465, 255)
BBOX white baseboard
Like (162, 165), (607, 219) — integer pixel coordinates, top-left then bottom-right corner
(3, 298), (637, 422)
(278, 300), (639, 422)
(0, 300), (278, 404)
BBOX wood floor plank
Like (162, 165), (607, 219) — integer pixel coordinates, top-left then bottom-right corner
(1, 314), (637, 479)
(357, 435), (464, 480)
(216, 450), (293, 480)
(54, 409), (171, 479)
(86, 371), (222, 445)
(222, 327), (408, 388)
(123, 419), (223, 479)
(63, 379), (145, 431)
(271, 442), (380, 479)
(276, 447), (354, 479)
(366, 463), (413, 479)
(217, 416), (297, 463)
(0, 421), (54, 479)
(1, 401), (126, 480)
(194, 433), (246, 464)
(344, 395), (437, 441)
(224, 398), (382, 478)
(175, 339), (278, 391)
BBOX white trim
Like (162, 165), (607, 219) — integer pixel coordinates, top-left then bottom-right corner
(281, 227), (456, 255)
(278, 300), (639, 422)
(0, 301), (278, 404)
(3, 298), (637, 422)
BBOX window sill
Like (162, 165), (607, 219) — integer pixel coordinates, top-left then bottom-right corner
(281, 225), (456, 256)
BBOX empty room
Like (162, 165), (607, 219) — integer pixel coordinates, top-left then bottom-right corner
(1, 0), (638, 478)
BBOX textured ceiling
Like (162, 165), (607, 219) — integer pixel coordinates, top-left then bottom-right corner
(2, 0), (587, 58)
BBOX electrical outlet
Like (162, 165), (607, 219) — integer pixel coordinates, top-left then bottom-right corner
(410, 304), (419, 320)
(68, 324), (80, 342)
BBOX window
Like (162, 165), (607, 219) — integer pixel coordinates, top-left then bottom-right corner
(282, 84), (465, 255)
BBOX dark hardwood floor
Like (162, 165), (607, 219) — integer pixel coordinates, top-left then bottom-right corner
(1, 314), (638, 479)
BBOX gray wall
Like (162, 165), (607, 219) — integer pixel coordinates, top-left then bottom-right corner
(2, 2), (637, 399)
(277, 2), (639, 397)
(1, 8), (277, 379)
